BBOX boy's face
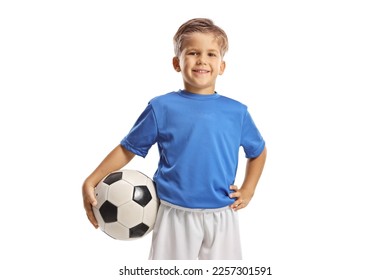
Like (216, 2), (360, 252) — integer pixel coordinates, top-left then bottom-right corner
(173, 32), (226, 94)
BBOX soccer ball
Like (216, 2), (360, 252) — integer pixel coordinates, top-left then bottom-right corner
(92, 169), (159, 240)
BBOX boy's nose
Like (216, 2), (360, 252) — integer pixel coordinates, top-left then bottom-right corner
(196, 55), (207, 65)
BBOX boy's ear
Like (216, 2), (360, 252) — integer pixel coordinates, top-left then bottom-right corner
(219, 60), (226, 75)
(172, 57), (181, 72)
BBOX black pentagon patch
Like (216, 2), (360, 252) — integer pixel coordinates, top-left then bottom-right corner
(129, 223), (149, 238)
(133, 185), (152, 207)
(99, 201), (117, 223)
(103, 172), (122, 185)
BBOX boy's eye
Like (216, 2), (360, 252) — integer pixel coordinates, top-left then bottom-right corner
(208, 53), (217, 57)
(188, 51), (198, 55)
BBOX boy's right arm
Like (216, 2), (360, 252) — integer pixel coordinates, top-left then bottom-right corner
(82, 144), (135, 228)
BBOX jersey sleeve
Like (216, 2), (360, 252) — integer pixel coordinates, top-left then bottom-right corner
(120, 103), (158, 158)
(240, 110), (265, 158)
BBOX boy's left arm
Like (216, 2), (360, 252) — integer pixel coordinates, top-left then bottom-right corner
(230, 146), (267, 211)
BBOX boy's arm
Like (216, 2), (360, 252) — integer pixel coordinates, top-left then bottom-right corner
(230, 146), (267, 211)
(82, 144), (135, 228)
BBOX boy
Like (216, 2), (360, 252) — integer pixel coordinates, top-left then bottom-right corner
(82, 18), (267, 260)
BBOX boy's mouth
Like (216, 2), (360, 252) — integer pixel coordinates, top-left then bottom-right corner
(193, 69), (210, 73)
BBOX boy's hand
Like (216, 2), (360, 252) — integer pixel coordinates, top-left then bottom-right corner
(82, 182), (99, 228)
(229, 185), (254, 211)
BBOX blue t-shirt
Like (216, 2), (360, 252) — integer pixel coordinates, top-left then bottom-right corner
(121, 90), (265, 208)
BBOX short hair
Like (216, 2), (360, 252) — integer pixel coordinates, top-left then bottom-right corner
(173, 18), (229, 58)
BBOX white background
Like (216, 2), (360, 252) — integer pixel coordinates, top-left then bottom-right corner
(1, 0), (389, 279)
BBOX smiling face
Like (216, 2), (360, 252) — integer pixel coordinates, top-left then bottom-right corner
(173, 32), (226, 94)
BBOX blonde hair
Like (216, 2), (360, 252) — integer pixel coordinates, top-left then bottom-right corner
(173, 18), (229, 57)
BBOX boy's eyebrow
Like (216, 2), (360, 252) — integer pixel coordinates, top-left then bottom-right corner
(184, 47), (220, 53)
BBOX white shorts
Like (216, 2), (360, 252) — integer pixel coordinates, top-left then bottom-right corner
(148, 200), (242, 260)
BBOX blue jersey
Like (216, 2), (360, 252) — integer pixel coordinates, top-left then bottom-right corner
(121, 90), (265, 208)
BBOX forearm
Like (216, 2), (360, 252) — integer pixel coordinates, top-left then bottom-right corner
(84, 144), (135, 187)
(241, 146), (267, 195)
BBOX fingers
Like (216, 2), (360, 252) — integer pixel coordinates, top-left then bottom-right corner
(229, 185), (239, 198)
(83, 195), (99, 228)
(87, 209), (99, 229)
(230, 199), (247, 211)
(82, 185), (99, 228)
(83, 185), (97, 207)
(229, 185), (252, 211)
(229, 185), (247, 211)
